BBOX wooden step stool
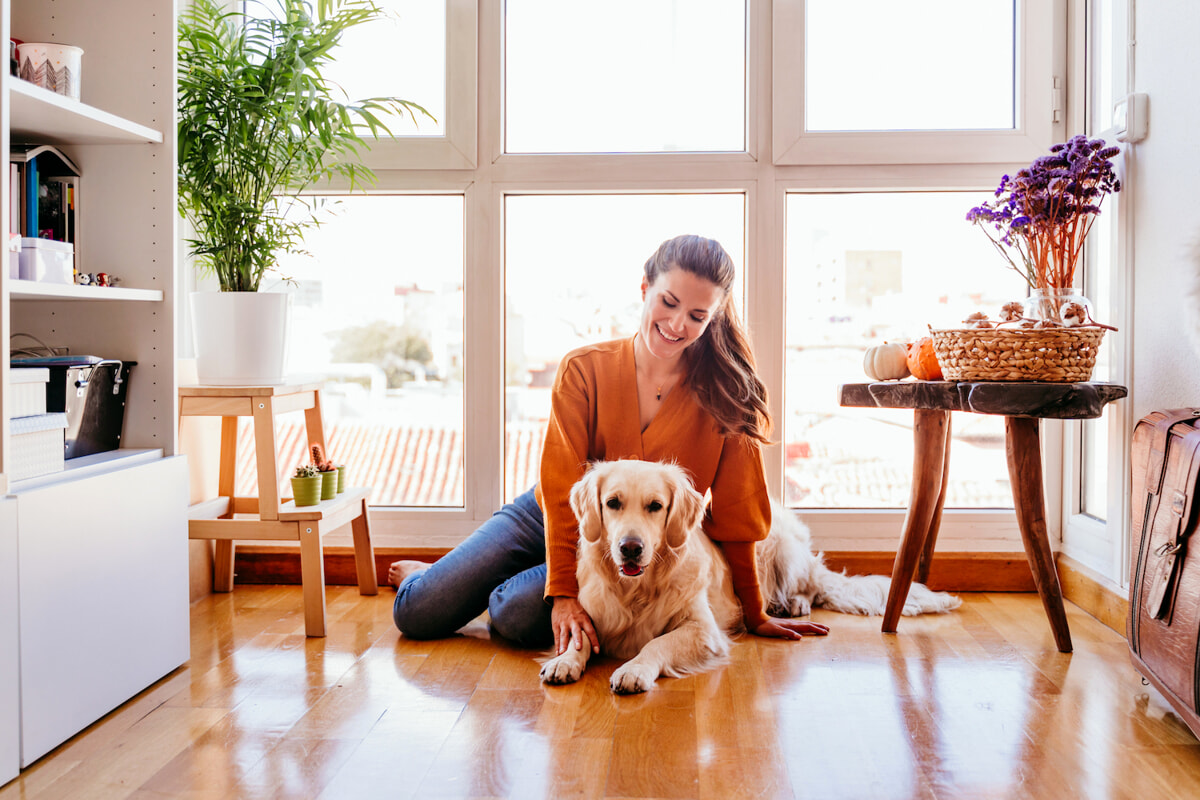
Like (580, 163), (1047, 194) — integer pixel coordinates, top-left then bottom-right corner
(179, 382), (378, 636)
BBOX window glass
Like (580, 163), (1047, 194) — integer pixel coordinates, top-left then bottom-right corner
(505, 0), (746, 153)
(325, 0), (446, 135)
(1089, 0), (1115, 137)
(1081, 201), (1114, 520)
(249, 0), (446, 136)
(503, 194), (745, 501)
(785, 192), (1026, 508)
(804, 0), (1016, 132)
(234, 195), (465, 507)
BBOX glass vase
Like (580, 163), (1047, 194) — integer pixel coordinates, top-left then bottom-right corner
(1023, 287), (1092, 326)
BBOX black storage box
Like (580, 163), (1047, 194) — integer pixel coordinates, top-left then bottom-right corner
(11, 356), (136, 459)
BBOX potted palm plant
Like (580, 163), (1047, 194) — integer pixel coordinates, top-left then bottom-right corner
(177, 0), (430, 385)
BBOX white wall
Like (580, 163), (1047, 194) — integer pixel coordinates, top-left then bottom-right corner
(1129, 2), (1200, 416)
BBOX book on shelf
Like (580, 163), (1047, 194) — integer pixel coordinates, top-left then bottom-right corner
(8, 162), (19, 235)
(9, 144), (80, 244)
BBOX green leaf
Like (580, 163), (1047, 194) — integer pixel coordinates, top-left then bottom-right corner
(177, 0), (436, 292)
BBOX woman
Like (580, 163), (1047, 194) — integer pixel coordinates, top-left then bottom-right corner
(390, 234), (829, 654)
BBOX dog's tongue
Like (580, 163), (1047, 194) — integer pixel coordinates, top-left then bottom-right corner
(621, 563), (644, 577)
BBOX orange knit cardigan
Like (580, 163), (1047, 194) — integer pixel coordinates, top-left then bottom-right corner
(535, 337), (771, 629)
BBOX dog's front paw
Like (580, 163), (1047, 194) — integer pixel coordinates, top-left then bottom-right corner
(610, 662), (657, 694)
(540, 654), (585, 685)
(787, 595), (813, 617)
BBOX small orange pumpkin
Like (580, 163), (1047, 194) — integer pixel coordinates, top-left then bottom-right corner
(905, 337), (943, 381)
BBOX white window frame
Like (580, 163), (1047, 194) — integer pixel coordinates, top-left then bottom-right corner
(278, 0), (1095, 556)
(772, 0), (1066, 165)
(1060, 0), (1133, 588)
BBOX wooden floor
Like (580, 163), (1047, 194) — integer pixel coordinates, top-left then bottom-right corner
(4, 586), (1200, 800)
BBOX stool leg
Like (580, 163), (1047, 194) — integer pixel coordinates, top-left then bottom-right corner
(884, 408), (950, 633)
(218, 417), (238, 515)
(351, 498), (378, 595)
(1005, 416), (1073, 653)
(304, 392), (328, 458)
(213, 541), (236, 592)
(252, 398), (281, 521)
(212, 416), (240, 592)
(916, 414), (952, 585)
(299, 523), (327, 637)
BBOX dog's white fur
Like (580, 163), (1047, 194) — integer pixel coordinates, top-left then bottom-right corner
(539, 460), (960, 694)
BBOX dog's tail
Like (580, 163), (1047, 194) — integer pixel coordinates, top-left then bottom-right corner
(759, 503), (962, 617)
(757, 524), (961, 617)
(807, 563), (962, 617)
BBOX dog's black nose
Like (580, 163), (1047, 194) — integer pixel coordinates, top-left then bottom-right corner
(619, 537), (643, 562)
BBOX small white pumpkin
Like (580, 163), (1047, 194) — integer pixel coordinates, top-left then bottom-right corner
(863, 342), (910, 381)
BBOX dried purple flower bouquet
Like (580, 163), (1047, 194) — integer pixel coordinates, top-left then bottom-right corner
(967, 135), (1121, 291)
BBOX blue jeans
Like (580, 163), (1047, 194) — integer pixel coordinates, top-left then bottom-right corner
(392, 488), (554, 648)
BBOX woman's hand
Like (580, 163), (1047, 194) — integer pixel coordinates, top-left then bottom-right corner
(551, 596), (600, 655)
(751, 617), (830, 640)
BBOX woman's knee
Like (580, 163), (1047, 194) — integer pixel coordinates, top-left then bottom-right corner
(392, 577), (458, 640)
(488, 584), (552, 648)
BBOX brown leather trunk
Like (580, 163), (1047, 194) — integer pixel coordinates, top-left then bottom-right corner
(1129, 408), (1200, 738)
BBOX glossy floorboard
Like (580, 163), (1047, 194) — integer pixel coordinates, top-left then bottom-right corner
(4, 587), (1199, 800)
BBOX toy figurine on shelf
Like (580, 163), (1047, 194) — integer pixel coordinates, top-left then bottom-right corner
(75, 272), (92, 285)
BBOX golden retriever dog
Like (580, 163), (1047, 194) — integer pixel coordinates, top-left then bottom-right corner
(540, 460), (960, 694)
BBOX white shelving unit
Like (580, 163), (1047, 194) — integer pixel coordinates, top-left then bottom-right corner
(9, 279), (163, 301)
(0, 0), (188, 779)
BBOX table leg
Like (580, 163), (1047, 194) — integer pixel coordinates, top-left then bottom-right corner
(1005, 416), (1073, 653)
(916, 414), (952, 585)
(884, 408), (950, 633)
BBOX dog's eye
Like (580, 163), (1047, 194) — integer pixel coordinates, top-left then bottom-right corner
(646, 500), (663, 513)
(606, 497), (622, 510)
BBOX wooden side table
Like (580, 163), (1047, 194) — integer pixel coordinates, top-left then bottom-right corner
(839, 381), (1128, 653)
(179, 382), (378, 637)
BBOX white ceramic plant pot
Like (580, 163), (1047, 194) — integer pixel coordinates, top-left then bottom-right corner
(190, 291), (292, 385)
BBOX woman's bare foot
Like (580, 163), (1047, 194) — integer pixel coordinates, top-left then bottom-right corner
(387, 560), (428, 588)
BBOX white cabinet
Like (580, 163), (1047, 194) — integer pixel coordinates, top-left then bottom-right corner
(0, 0), (187, 780)
(16, 456), (188, 765)
(0, 497), (17, 786)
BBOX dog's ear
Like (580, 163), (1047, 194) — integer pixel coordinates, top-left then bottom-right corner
(569, 467), (604, 543)
(664, 473), (704, 548)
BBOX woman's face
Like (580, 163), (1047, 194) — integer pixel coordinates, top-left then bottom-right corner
(639, 267), (725, 361)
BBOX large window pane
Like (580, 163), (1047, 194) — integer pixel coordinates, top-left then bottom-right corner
(505, 0), (746, 153)
(504, 194), (745, 500)
(325, 0), (446, 135)
(234, 196), (465, 507)
(785, 192), (1026, 509)
(804, 0), (1016, 132)
(244, 0), (445, 136)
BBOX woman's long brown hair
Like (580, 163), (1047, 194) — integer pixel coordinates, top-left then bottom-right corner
(643, 235), (772, 444)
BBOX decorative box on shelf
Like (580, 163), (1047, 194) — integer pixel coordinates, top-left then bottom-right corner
(9, 412), (68, 481)
(18, 237), (74, 284)
(8, 367), (49, 418)
(7, 232), (19, 278)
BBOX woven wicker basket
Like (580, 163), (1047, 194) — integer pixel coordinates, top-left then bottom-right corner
(931, 327), (1105, 382)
